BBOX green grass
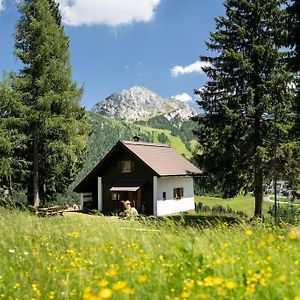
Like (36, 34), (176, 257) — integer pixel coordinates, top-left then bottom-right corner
(195, 194), (273, 217)
(1, 208), (300, 299)
(139, 126), (192, 158)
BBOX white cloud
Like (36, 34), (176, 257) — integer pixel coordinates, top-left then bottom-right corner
(0, 0), (5, 12)
(55, 0), (161, 27)
(171, 61), (211, 77)
(173, 93), (192, 103)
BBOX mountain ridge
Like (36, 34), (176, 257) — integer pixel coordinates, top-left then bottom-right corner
(91, 86), (196, 123)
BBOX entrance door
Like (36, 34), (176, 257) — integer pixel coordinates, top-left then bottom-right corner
(128, 189), (142, 213)
(110, 189), (142, 213)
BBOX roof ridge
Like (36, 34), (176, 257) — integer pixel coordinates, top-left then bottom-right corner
(122, 140), (170, 148)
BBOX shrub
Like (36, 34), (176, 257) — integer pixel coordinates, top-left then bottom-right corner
(267, 204), (300, 224)
(195, 202), (247, 218)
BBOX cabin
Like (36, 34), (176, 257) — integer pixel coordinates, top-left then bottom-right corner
(73, 140), (201, 216)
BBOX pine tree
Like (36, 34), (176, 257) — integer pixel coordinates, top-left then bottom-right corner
(14, 0), (90, 206)
(0, 72), (28, 197)
(194, 0), (294, 217)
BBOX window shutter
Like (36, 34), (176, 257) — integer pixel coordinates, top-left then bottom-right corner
(131, 161), (135, 172)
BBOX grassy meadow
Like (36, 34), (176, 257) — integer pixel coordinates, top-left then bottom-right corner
(195, 195), (273, 217)
(1, 208), (300, 300)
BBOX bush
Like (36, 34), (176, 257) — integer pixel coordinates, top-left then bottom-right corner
(195, 202), (247, 218)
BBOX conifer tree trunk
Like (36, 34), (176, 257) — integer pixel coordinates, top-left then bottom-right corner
(254, 167), (263, 218)
(8, 175), (13, 197)
(33, 133), (40, 207)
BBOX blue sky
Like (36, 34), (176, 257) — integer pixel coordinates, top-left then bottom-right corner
(0, 0), (224, 109)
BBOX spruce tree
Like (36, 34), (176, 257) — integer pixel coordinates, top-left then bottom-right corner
(14, 0), (90, 206)
(194, 0), (294, 217)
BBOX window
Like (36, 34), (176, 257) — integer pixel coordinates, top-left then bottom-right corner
(119, 160), (134, 173)
(111, 192), (120, 201)
(173, 187), (184, 199)
(163, 192), (166, 200)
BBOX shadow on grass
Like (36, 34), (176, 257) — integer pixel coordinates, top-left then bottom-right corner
(138, 214), (242, 229)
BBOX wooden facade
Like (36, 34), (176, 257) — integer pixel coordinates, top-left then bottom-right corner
(75, 144), (154, 215)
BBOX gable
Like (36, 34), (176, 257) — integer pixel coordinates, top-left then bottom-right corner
(73, 141), (157, 192)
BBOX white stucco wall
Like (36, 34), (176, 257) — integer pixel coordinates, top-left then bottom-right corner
(156, 177), (195, 216)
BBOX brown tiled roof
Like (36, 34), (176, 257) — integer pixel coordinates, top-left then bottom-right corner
(73, 140), (201, 192)
(121, 140), (201, 176)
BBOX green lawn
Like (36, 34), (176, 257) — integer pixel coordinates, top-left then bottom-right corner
(195, 194), (273, 217)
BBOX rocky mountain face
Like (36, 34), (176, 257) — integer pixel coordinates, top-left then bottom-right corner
(92, 86), (196, 123)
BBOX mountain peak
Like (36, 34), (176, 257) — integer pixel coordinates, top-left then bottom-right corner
(92, 86), (196, 122)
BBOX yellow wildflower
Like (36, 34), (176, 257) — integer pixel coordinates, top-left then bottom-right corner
(214, 258), (223, 265)
(245, 229), (253, 236)
(196, 280), (203, 286)
(98, 280), (109, 287)
(184, 279), (194, 289)
(225, 281), (237, 289)
(260, 278), (267, 286)
(13, 283), (20, 289)
(138, 275), (148, 284)
(180, 290), (191, 298)
(279, 275), (286, 282)
(67, 231), (79, 238)
(112, 281), (127, 290)
(97, 288), (112, 299)
(82, 287), (92, 300)
(246, 284), (255, 295)
(212, 277), (223, 286)
(288, 230), (298, 240)
(31, 283), (41, 297)
(203, 277), (214, 287)
(267, 234), (276, 243)
(122, 287), (134, 295)
(105, 268), (117, 278)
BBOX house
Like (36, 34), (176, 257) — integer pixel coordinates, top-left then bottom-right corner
(73, 140), (201, 216)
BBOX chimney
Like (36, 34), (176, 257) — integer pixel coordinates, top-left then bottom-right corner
(133, 135), (140, 142)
